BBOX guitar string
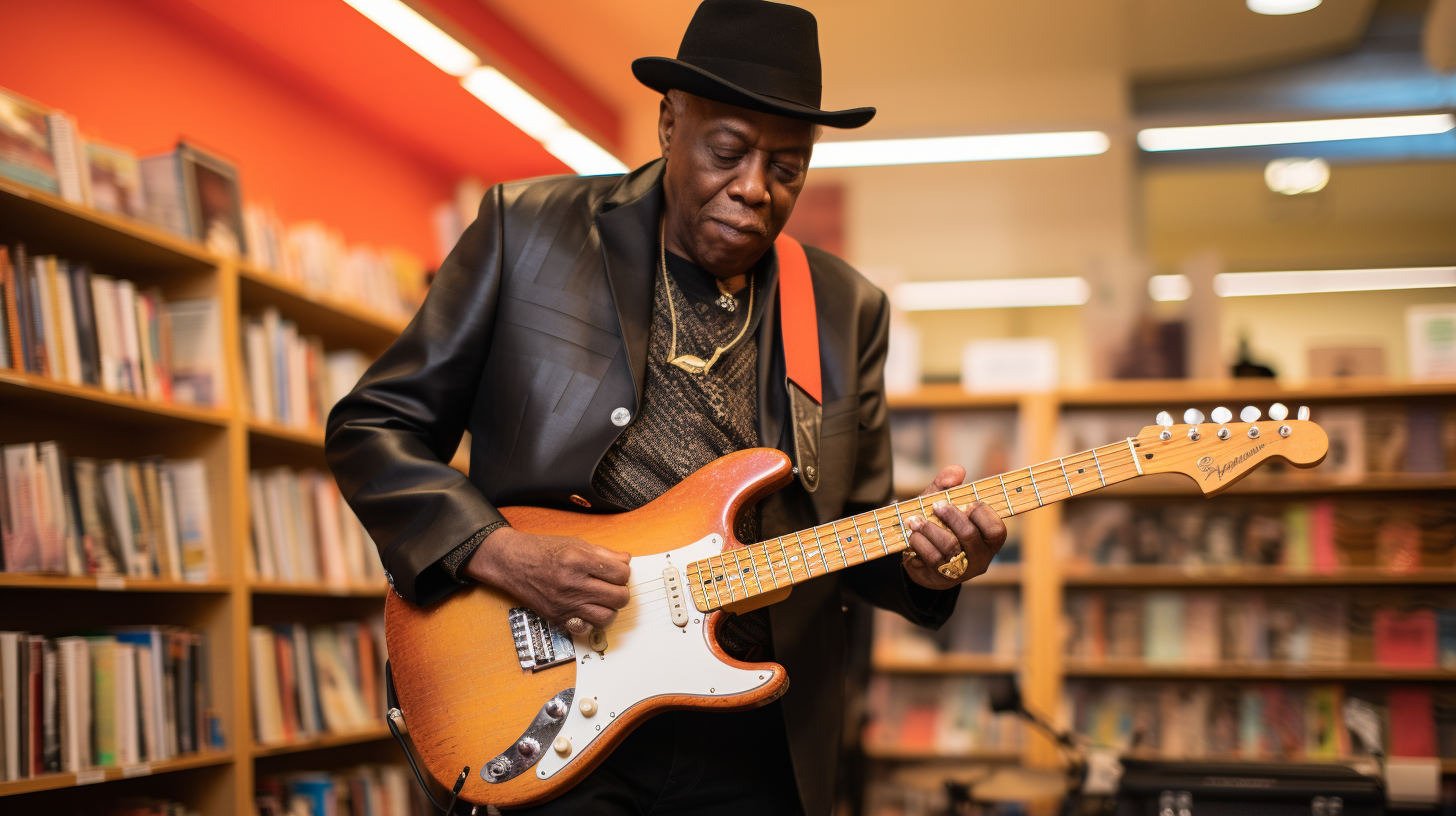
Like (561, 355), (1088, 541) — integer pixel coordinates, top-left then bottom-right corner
(685, 455), (1146, 605)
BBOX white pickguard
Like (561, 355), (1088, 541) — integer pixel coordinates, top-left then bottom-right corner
(534, 534), (775, 779)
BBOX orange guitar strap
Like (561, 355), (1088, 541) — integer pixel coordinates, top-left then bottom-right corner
(774, 233), (822, 492)
(775, 233), (821, 403)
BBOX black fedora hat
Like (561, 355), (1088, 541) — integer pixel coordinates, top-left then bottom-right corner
(632, 0), (875, 129)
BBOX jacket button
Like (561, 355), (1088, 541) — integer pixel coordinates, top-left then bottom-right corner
(611, 407), (631, 426)
(570, 494), (592, 508)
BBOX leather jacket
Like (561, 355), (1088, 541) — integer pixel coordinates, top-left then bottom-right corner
(325, 159), (958, 816)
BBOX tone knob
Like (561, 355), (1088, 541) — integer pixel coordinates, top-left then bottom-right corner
(1211, 406), (1232, 424)
(1240, 406), (1261, 422)
(1268, 403), (1288, 421)
(579, 697), (598, 716)
(1183, 408), (1205, 425)
(553, 736), (571, 756)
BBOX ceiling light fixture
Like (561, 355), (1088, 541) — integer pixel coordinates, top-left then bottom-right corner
(1247, 0), (1322, 14)
(343, 0), (627, 175)
(1137, 113), (1455, 151)
(1264, 157), (1330, 194)
(811, 131), (1110, 168)
(893, 277), (1091, 311)
(1148, 274), (1192, 302)
(1213, 267), (1456, 297)
(342, 0), (479, 76)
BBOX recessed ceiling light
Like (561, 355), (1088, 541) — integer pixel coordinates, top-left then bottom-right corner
(1247, 0), (1321, 14)
(1264, 157), (1330, 195)
(811, 131), (1109, 168)
(893, 277), (1091, 311)
(1138, 113), (1455, 151)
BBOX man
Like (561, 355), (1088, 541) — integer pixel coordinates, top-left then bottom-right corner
(326, 2), (1007, 814)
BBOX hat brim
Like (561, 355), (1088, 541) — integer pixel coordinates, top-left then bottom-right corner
(632, 56), (875, 129)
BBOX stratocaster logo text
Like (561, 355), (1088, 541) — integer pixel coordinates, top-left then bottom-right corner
(1197, 443), (1266, 481)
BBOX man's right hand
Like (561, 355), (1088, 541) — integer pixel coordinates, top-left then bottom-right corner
(461, 526), (632, 630)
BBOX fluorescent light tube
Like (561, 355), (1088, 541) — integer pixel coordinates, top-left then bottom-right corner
(1214, 267), (1456, 297)
(893, 277), (1090, 311)
(1138, 113), (1455, 152)
(462, 67), (568, 141)
(544, 129), (629, 175)
(1148, 274), (1192, 302)
(342, 0), (479, 77)
(811, 131), (1110, 168)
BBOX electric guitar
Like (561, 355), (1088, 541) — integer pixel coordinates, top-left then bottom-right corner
(383, 404), (1327, 808)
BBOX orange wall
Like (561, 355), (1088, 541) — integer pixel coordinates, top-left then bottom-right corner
(0, 0), (453, 264)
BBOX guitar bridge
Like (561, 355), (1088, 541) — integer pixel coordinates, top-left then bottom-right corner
(509, 607), (576, 671)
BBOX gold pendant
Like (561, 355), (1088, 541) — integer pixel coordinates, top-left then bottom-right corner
(669, 354), (708, 375)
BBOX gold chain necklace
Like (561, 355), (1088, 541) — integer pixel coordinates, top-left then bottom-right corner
(660, 223), (755, 376)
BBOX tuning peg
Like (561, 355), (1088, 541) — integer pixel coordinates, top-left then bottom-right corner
(1269, 403), (1288, 421)
(1240, 406), (1261, 422)
(1183, 408), (1205, 425)
(1155, 411), (1174, 427)
(1211, 406), (1232, 424)
(1297, 405), (1310, 421)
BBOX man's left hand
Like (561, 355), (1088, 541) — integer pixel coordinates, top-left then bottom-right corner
(900, 465), (1008, 590)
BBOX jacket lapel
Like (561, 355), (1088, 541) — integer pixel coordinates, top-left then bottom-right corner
(595, 160), (666, 402)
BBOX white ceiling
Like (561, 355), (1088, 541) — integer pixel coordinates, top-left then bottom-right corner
(485, 0), (1380, 160)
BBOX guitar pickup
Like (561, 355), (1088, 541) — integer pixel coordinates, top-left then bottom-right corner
(509, 607), (576, 671)
(663, 566), (689, 627)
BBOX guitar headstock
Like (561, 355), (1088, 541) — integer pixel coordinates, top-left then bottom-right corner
(1134, 403), (1328, 495)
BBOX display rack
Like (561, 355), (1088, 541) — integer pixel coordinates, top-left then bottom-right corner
(0, 179), (400, 815)
(877, 380), (1456, 779)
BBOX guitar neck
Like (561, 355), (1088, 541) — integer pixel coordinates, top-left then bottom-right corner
(687, 437), (1150, 612)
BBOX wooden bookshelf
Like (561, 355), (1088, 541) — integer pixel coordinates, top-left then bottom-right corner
(862, 746), (1023, 762)
(0, 179), (402, 813)
(873, 383), (1456, 780)
(1063, 660), (1456, 681)
(249, 725), (394, 758)
(1063, 566), (1456, 588)
(871, 653), (1020, 675)
(249, 581), (387, 597)
(0, 750), (234, 798)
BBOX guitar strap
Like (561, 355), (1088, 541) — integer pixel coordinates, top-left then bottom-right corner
(774, 233), (822, 492)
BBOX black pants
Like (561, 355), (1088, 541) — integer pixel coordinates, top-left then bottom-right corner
(507, 702), (804, 815)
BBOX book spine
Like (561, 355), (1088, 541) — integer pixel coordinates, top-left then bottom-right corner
(3, 247), (22, 370)
(29, 257), (53, 378)
(68, 263), (99, 386)
(11, 244), (35, 373)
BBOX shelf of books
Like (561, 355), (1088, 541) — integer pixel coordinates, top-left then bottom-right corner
(868, 383), (1456, 811)
(0, 85), (420, 815)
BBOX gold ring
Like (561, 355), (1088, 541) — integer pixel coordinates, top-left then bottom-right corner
(564, 617), (591, 635)
(937, 552), (969, 580)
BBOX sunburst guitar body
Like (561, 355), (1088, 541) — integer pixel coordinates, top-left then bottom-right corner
(384, 406), (1328, 808)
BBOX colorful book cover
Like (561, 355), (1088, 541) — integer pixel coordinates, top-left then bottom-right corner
(1282, 503), (1311, 571)
(1304, 685), (1347, 758)
(1309, 499), (1338, 573)
(1374, 607), (1437, 668)
(1388, 686), (1436, 757)
(0, 89), (58, 193)
(1239, 687), (1265, 759)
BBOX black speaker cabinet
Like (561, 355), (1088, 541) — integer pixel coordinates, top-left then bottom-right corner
(1113, 759), (1384, 816)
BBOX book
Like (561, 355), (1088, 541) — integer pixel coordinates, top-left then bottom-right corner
(2, 444), (42, 572)
(1407, 304), (1456, 382)
(84, 141), (144, 219)
(166, 298), (224, 407)
(248, 466), (379, 588)
(1388, 686), (1436, 757)
(45, 111), (87, 205)
(0, 89), (58, 193)
(1374, 607), (1438, 668)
